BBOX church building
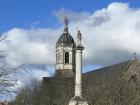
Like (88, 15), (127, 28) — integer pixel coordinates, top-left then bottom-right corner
(42, 17), (140, 105)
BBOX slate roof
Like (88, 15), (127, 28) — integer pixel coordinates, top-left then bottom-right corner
(83, 60), (132, 80)
(56, 32), (75, 47)
(44, 60), (133, 81)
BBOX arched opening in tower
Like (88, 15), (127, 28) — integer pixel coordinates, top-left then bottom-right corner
(65, 52), (69, 63)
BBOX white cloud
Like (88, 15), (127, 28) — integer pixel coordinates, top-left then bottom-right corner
(20, 64), (54, 80)
(54, 8), (89, 24)
(8, 64), (55, 91)
(12, 80), (24, 90)
(1, 2), (140, 69)
(1, 28), (62, 67)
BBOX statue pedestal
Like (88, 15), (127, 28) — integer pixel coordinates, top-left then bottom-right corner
(69, 96), (88, 105)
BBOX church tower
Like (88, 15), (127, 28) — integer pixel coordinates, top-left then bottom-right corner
(55, 17), (76, 77)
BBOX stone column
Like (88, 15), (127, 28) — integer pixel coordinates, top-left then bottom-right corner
(69, 30), (88, 105)
(75, 46), (84, 97)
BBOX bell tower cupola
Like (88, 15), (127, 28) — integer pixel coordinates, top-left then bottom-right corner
(55, 17), (76, 77)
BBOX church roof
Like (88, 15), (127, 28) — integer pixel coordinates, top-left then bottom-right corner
(44, 58), (138, 82)
(83, 60), (132, 80)
(83, 58), (140, 84)
(43, 59), (135, 84)
(44, 59), (136, 81)
(56, 32), (75, 47)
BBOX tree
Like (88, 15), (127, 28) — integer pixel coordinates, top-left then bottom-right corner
(12, 78), (42, 105)
(0, 34), (20, 100)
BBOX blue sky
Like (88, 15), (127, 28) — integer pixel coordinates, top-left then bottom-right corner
(1, 0), (140, 32)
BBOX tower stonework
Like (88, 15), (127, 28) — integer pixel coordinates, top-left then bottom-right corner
(55, 17), (76, 77)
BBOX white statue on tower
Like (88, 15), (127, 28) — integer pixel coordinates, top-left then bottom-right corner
(77, 30), (82, 46)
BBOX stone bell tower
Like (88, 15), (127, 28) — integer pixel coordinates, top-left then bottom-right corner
(55, 17), (76, 77)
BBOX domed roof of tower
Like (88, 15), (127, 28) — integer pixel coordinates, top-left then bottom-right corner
(56, 17), (75, 47)
(56, 32), (75, 47)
